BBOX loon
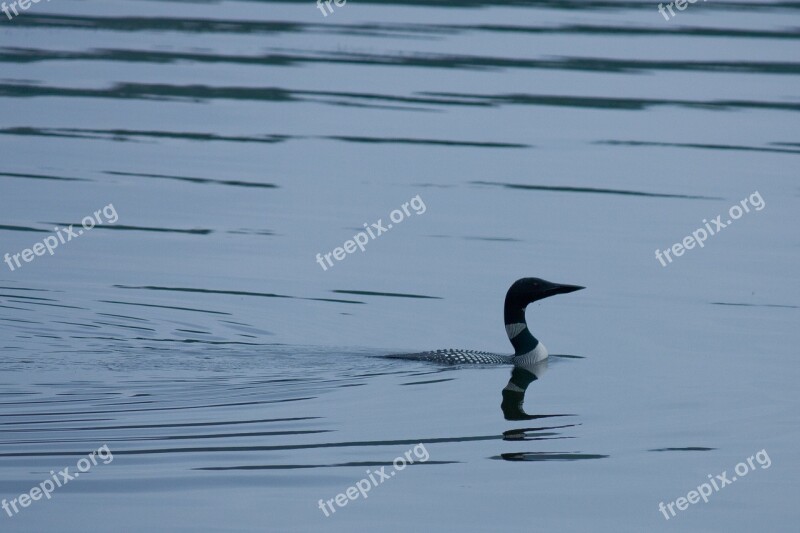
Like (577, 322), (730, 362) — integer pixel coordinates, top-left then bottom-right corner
(387, 277), (584, 365)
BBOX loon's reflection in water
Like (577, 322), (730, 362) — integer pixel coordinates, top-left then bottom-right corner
(498, 357), (608, 462)
(501, 358), (555, 421)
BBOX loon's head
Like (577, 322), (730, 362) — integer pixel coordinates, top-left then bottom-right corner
(504, 277), (584, 357)
(505, 277), (584, 309)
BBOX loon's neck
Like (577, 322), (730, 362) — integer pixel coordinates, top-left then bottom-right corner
(504, 303), (539, 356)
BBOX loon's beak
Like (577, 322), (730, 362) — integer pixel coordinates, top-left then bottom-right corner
(546, 282), (585, 296)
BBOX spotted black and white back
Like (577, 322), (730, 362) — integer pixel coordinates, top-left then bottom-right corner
(386, 349), (513, 365)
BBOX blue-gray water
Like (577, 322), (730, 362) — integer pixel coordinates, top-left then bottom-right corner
(1, 0), (798, 531)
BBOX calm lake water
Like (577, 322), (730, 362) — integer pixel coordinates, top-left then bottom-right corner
(1, 0), (799, 531)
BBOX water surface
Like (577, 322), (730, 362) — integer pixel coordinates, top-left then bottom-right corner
(1, 0), (798, 531)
